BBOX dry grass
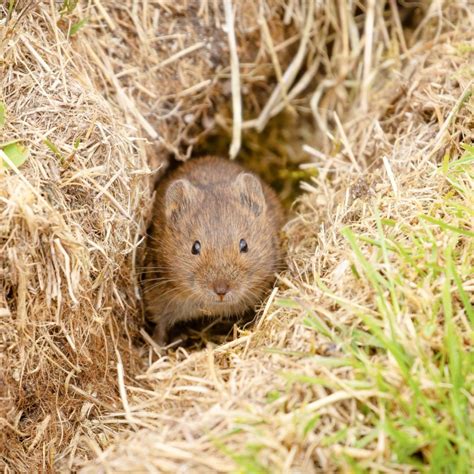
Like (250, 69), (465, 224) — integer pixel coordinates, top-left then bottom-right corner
(1, 0), (473, 472)
(0, 3), (151, 471)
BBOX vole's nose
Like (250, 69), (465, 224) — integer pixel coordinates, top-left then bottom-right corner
(213, 280), (229, 299)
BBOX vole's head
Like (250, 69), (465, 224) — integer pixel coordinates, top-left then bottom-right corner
(161, 172), (278, 315)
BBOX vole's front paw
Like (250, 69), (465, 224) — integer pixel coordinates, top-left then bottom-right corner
(152, 320), (168, 346)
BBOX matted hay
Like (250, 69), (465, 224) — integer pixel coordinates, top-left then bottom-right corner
(1, 0), (473, 472)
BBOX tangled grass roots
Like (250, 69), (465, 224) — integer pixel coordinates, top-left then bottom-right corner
(1, 0), (473, 472)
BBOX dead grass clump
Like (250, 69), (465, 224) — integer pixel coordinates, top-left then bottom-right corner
(0, 4), (148, 471)
(70, 0), (294, 164)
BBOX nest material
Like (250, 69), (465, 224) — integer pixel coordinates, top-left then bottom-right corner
(1, 0), (473, 472)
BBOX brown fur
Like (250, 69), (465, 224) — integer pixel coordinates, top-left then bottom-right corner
(143, 156), (285, 345)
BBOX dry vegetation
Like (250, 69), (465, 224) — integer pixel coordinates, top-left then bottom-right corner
(1, 1), (473, 472)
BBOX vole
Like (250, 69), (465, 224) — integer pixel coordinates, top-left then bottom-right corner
(143, 156), (284, 345)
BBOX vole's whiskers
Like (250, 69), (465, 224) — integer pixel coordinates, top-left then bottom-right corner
(139, 274), (171, 282)
(136, 265), (169, 273)
(162, 289), (195, 315)
(141, 278), (175, 289)
(142, 280), (178, 295)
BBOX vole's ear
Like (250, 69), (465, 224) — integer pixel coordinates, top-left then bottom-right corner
(165, 179), (198, 223)
(234, 173), (266, 216)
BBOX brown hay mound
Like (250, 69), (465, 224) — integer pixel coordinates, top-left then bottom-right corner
(0, 4), (149, 470)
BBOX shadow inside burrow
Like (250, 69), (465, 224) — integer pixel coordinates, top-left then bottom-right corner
(143, 310), (257, 351)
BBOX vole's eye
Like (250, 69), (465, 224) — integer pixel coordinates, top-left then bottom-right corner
(239, 238), (248, 253)
(192, 240), (201, 255)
